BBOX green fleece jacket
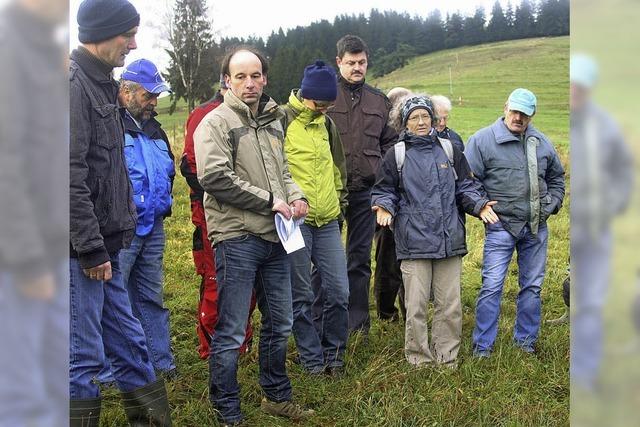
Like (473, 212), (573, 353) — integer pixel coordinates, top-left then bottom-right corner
(282, 90), (348, 227)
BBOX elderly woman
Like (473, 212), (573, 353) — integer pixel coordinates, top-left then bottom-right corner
(371, 95), (497, 367)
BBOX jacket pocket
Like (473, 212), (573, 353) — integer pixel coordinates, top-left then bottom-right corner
(95, 178), (112, 228)
(92, 104), (121, 150)
(540, 194), (554, 222)
(362, 148), (382, 185)
(362, 107), (384, 140)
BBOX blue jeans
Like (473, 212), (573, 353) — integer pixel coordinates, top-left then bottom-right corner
(210, 235), (293, 423)
(120, 221), (175, 373)
(0, 262), (68, 425)
(69, 253), (156, 398)
(571, 231), (610, 388)
(289, 221), (349, 370)
(472, 222), (549, 352)
(312, 189), (375, 334)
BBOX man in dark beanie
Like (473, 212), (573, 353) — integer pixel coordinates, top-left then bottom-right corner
(281, 60), (350, 376)
(69, 0), (171, 425)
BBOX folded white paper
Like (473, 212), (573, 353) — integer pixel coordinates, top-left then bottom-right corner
(275, 213), (305, 254)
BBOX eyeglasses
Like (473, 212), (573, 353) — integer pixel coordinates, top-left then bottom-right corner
(312, 100), (335, 110)
(407, 113), (431, 124)
(435, 115), (449, 122)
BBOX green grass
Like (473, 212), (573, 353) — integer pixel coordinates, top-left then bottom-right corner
(101, 36), (569, 426)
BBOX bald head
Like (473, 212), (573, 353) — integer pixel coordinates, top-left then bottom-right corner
(223, 50), (267, 114)
(386, 87), (411, 108)
(220, 47), (270, 114)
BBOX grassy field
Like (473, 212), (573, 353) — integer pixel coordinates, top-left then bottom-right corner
(101, 36), (570, 426)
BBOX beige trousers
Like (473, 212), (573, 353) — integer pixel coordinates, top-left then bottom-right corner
(400, 257), (462, 366)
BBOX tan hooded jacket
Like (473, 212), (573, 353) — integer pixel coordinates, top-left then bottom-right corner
(194, 90), (304, 245)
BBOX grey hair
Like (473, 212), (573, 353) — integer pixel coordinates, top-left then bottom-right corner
(430, 94), (452, 113)
(119, 80), (142, 93)
(386, 87), (411, 108)
(388, 92), (430, 132)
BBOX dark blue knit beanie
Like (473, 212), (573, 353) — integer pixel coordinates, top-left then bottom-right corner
(77, 0), (140, 43)
(300, 61), (338, 101)
(401, 96), (434, 125)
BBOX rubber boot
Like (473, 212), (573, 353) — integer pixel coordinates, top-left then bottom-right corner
(70, 397), (101, 427)
(120, 378), (172, 426)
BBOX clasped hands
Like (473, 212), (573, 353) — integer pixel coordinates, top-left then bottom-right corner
(272, 198), (308, 220)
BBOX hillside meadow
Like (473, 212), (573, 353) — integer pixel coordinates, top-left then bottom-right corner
(101, 36), (569, 426)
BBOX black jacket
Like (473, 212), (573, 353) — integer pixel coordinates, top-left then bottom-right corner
(69, 47), (136, 269)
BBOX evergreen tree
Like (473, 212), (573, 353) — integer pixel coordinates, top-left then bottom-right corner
(536, 0), (569, 36)
(445, 13), (464, 49)
(421, 10), (445, 53)
(505, 1), (516, 38)
(514, 0), (536, 39)
(487, 1), (510, 41)
(164, 0), (217, 113)
(463, 7), (487, 45)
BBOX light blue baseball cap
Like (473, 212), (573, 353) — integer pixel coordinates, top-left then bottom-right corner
(570, 54), (598, 88)
(507, 88), (537, 116)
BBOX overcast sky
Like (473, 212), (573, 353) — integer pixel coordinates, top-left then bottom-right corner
(69, 0), (521, 73)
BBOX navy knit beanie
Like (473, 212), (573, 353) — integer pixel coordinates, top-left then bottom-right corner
(77, 0), (140, 43)
(300, 60), (337, 101)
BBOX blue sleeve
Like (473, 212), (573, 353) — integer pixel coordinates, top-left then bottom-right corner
(371, 146), (401, 216)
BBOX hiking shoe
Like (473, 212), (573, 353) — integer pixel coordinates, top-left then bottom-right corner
(472, 349), (491, 359)
(261, 398), (314, 421)
(161, 367), (180, 382)
(324, 365), (345, 378)
(304, 365), (325, 376)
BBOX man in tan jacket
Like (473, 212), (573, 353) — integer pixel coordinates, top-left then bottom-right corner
(194, 46), (312, 425)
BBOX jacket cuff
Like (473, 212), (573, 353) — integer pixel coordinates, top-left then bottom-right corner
(473, 199), (489, 217)
(78, 246), (110, 269)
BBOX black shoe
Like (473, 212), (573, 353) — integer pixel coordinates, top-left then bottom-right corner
(162, 367), (179, 382)
(324, 365), (345, 378)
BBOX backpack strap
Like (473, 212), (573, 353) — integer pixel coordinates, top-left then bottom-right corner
(394, 141), (406, 189)
(437, 136), (458, 180)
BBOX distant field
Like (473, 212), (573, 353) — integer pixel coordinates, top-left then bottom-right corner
(102, 36), (569, 426)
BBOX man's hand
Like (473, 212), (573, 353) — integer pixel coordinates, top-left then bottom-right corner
(83, 261), (112, 282)
(479, 201), (499, 224)
(290, 199), (309, 219)
(272, 198), (292, 219)
(372, 205), (393, 227)
(19, 272), (56, 300)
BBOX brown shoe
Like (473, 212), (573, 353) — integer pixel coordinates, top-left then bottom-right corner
(260, 398), (314, 421)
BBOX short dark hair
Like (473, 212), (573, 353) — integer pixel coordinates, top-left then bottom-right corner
(336, 35), (369, 59)
(220, 45), (269, 77)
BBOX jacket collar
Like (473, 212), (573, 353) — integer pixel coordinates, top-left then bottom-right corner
(287, 89), (326, 125)
(399, 128), (437, 144)
(339, 75), (364, 92)
(491, 117), (543, 144)
(120, 108), (163, 139)
(70, 46), (114, 83)
(224, 90), (282, 126)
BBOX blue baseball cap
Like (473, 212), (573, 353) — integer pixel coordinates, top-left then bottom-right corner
(507, 88), (537, 116)
(121, 59), (171, 94)
(570, 54), (598, 88)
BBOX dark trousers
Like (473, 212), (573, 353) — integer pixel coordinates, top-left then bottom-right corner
(373, 226), (405, 321)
